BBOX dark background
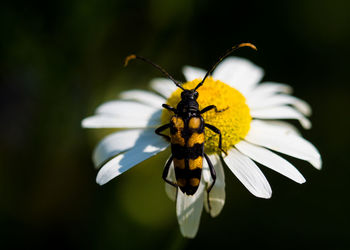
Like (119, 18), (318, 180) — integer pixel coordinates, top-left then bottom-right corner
(1, 0), (349, 249)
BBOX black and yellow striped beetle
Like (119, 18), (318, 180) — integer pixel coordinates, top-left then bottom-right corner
(125, 43), (256, 198)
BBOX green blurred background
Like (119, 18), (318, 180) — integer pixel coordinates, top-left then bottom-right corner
(1, 0), (349, 249)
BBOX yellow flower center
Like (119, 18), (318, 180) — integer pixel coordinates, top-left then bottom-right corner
(161, 77), (251, 154)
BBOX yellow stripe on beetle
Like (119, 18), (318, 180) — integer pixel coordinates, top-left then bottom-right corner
(177, 178), (186, 187)
(170, 116), (186, 146)
(173, 158), (185, 169)
(188, 117), (201, 129)
(187, 132), (205, 147)
(171, 133), (185, 146)
(171, 117), (184, 129)
(189, 156), (203, 170)
(189, 178), (200, 187)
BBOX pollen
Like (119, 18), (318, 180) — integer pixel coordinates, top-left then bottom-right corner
(161, 77), (251, 154)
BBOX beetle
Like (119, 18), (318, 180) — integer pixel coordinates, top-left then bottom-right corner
(125, 43), (256, 198)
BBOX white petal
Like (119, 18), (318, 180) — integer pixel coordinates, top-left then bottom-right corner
(119, 90), (165, 108)
(248, 94), (311, 116)
(250, 106), (311, 129)
(96, 135), (169, 185)
(246, 82), (293, 103)
(212, 57), (264, 95)
(82, 101), (162, 129)
(182, 66), (206, 81)
(93, 129), (150, 168)
(259, 120), (300, 136)
(245, 120), (322, 169)
(165, 158), (177, 202)
(235, 140), (306, 184)
(81, 113), (161, 128)
(96, 100), (157, 118)
(203, 154), (225, 217)
(202, 157), (211, 184)
(150, 78), (177, 98)
(223, 148), (272, 198)
(176, 181), (205, 238)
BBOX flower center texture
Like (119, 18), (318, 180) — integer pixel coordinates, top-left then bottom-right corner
(161, 77), (251, 154)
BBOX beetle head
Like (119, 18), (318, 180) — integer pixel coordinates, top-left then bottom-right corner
(181, 89), (198, 100)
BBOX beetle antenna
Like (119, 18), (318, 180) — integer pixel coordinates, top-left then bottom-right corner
(124, 54), (184, 90)
(194, 43), (257, 91)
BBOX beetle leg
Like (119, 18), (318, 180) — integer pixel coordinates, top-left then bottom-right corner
(205, 123), (227, 155)
(204, 153), (216, 193)
(204, 153), (216, 212)
(200, 105), (216, 114)
(162, 155), (178, 188)
(200, 105), (229, 114)
(155, 123), (171, 141)
(162, 104), (177, 114)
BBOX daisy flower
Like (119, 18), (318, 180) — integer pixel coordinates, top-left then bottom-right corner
(82, 48), (321, 238)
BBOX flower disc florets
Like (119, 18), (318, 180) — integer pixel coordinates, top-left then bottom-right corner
(161, 77), (251, 154)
